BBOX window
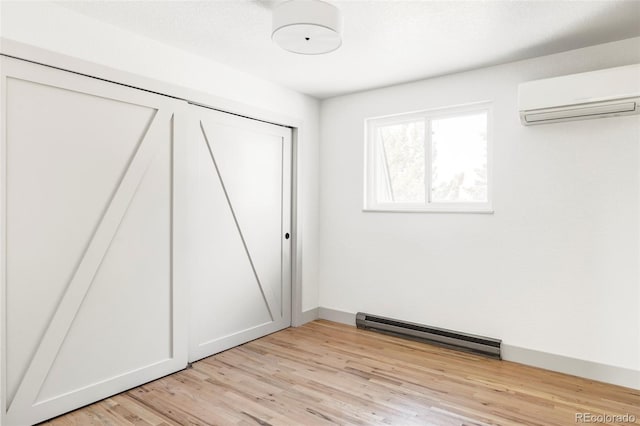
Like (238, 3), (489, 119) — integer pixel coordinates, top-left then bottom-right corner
(364, 102), (492, 213)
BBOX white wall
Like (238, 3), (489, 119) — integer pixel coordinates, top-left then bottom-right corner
(319, 37), (640, 375)
(0, 1), (321, 313)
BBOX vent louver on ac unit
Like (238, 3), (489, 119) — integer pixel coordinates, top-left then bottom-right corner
(523, 100), (637, 124)
(356, 312), (501, 359)
(518, 64), (640, 125)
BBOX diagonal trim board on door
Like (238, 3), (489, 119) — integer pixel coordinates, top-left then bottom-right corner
(8, 109), (172, 418)
(199, 120), (277, 321)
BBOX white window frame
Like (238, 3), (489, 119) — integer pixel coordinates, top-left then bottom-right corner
(364, 101), (493, 213)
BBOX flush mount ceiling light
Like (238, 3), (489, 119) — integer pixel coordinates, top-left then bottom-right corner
(272, 0), (343, 55)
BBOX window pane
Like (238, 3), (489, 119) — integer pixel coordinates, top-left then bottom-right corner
(431, 113), (487, 203)
(376, 121), (425, 203)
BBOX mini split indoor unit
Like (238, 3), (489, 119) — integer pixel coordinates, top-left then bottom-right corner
(518, 63), (640, 125)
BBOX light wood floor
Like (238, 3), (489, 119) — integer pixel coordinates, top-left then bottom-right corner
(44, 320), (639, 426)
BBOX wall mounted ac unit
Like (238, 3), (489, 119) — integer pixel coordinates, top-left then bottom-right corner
(518, 64), (640, 125)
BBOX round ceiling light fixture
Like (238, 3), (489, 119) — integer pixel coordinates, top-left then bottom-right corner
(272, 0), (343, 55)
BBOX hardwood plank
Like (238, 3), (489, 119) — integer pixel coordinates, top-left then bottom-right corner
(43, 320), (640, 425)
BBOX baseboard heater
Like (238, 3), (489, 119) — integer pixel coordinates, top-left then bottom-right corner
(356, 312), (502, 359)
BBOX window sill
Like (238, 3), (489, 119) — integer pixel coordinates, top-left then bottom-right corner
(362, 205), (494, 214)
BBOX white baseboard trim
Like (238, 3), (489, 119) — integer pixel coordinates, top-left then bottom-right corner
(318, 307), (356, 326)
(501, 344), (640, 390)
(298, 308), (319, 325)
(315, 307), (639, 390)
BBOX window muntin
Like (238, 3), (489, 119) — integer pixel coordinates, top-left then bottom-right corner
(365, 103), (492, 213)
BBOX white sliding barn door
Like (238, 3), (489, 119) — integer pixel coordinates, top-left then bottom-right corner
(1, 57), (188, 425)
(188, 105), (292, 362)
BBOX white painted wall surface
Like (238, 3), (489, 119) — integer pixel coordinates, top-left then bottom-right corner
(0, 1), (321, 312)
(319, 37), (640, 373)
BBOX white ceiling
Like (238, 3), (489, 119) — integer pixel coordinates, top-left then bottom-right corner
(59, 0), (640, 99)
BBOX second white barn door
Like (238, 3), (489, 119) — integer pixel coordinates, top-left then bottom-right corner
(188, 105), (292, 362)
